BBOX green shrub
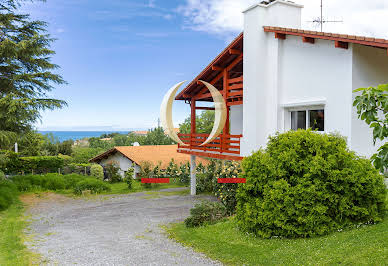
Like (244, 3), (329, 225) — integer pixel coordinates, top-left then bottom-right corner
(73, 178), (111, 195)
(0, 180), (18, 211)
(10, 173), (86, 192)
(11, 174), (65, 191)
(184, 201), (228, 228)
(63, 163), (91, 175)
(105, 162), (121, 183)
(213, 160), (242, 214)
(0, 170), (5, 180)
(124, 168), (134, 189)
(90, 164), (104, 180)
(62, 174), (85, 189)
(140, 161), (153, 188)
(20, 156), (64, 173)
(237, 130), (387, 238)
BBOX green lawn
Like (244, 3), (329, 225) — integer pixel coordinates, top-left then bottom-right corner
(167, 214), (388, 265)
(0, 201), (39, 266)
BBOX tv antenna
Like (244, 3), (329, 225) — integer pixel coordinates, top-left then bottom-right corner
(309, 0), (343, 32)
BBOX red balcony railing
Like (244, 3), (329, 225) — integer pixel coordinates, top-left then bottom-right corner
(177, 133), (242, 156)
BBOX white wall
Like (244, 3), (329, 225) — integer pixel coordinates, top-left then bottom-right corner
(242, 1), (303, 156)
(99, 152), (140, 178)
(278, 37), (353, 139)
(229, 105), (243, 135)
(351, 44), (388, 157)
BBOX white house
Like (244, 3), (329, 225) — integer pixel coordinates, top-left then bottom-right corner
(175, 0), (387, 160)
(171, 0), (388, 194)
(89, 145), (208, 178)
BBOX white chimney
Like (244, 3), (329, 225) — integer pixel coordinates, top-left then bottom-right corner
(241, 1), (304, 155)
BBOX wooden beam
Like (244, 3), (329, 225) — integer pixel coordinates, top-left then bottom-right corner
(223, 69), (230, 135)
(302, 36), (315, 44)
(195, 107), (215, 110)
(264, 28), (388, 49)
(228, 76), (243, 84)
(190, 100), (196, 134)
(211, 65), (223, 71)
(335, 41), (348, 49)
(275, 33), (286, 40)
(193, 54), (243, 100)
(229, 49), (241, 55)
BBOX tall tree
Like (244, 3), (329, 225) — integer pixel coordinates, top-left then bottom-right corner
(0, 0), (66, 148)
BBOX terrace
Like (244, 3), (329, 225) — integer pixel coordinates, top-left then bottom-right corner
(175, 33), (244, 161)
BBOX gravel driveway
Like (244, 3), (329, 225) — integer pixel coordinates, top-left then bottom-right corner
(25, 188), (220, 266)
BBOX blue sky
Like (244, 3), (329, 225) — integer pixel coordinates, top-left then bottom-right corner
(26, 0), (229, 130)
(25, 0), (388, 131)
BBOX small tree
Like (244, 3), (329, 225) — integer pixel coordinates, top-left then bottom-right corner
(139, 161), (153, 188)
(353, 84), (388, 172)
(90, 164), (104, 180)
(124, 168), (134, 189)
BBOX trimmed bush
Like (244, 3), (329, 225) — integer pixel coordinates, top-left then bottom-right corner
(0, 180), (18, 211)
(90, 164), (104, 180)
(184, 201), (228, 228)
(236, 130), (387, 238)
(73, 178), (111, 195)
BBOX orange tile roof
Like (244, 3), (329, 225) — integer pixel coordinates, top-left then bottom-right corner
(263, 26), (388, 48)
(89, 145), (208, 169)
(132, 130), (148, 135)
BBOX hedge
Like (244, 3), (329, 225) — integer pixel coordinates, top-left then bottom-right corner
(236, 130), (387, 238)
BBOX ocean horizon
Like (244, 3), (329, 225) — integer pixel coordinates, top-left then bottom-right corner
(38, 131), (131, 142)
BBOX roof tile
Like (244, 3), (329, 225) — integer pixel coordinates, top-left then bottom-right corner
(91, 145), (208, 169)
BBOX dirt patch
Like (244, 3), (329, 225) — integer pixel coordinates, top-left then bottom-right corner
(20, 192), (71, 208)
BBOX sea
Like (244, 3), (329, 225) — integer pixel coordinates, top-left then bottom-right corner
(38, 131), (131, 142)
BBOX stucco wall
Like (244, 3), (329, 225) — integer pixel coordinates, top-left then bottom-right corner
(242, 1), (302, 156)
(278, 36), (353, 139)
(351, 44), (388, 157)
(99, 152), (140, 178)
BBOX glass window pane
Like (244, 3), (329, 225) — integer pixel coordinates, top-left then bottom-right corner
(291, 111), (306, 130)
(309, 110), (324, 131)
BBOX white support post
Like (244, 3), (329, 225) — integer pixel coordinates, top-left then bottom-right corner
(190, 155), (196, 196)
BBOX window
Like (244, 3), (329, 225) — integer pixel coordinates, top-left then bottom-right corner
(290, 109), (324, 131)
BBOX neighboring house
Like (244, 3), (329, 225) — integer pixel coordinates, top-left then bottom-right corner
(89, 145), (208, 178)
(174, 0), (387, 162)
(132, 130), (148, 136)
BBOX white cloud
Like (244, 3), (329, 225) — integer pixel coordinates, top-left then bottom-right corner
(178, 0), (388, 39)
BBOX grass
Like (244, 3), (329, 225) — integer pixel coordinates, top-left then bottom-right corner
(0, 201), (39, 265)
(102, 180), (187, 195)
(167, 218), (388, 265)
(167, 194), (388, 265)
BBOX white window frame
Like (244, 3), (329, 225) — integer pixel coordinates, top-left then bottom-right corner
(285, 105), (326, 132)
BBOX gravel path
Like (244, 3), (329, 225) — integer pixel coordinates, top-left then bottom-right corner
(25, 188), (220, 266)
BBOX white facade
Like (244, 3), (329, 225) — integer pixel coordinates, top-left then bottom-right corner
(239, 0), (387, 158)
(99, 152), (140, 178)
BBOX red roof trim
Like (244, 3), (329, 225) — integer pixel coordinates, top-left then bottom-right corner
(263, 26), (388, 48)
(175, 32), (243, 100)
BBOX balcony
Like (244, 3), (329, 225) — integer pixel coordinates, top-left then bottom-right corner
(177, 133), (243, 161)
